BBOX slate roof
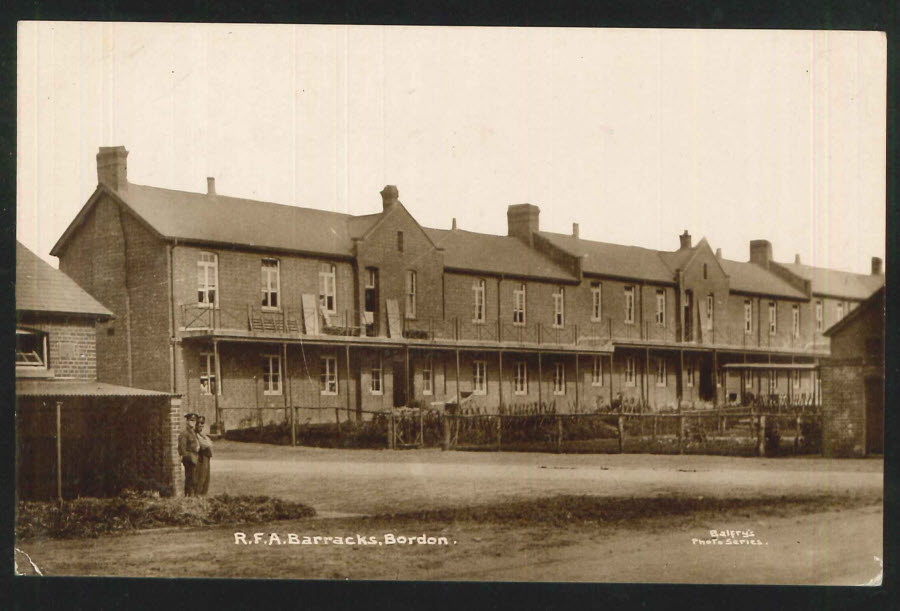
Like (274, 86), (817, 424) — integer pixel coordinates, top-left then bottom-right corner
(719, 259), (808, 300)
(425, 228), (576, 281)
(16, 242), (113, 318)
(537, 231), (675, 283)
(779, 262), (884, 300)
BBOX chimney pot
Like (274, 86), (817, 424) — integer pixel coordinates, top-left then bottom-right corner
(572, 222), (579, 238)
(679, 230), (692, 250)
(872, 256), (883, 275)
(96, 146), (129, 190)
(451, 217), (457, 230)
(380, 185), (399, 212)
(795, 253), (801, 264)
(715, 248), (722, 258)
(207, 177), (216, 196)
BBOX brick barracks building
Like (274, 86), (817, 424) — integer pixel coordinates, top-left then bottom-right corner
(50, 147), (885, 432)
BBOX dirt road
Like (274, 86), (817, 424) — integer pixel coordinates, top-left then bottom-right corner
(211, 441), (883, 515)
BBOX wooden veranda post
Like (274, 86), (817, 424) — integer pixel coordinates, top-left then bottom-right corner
(213, 339), (221, 432)
(56, 400), (63, 502)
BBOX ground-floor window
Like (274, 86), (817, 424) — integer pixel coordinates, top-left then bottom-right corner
(655, 358), (666, 387)
(792, 369), (801, 389)
(262, 354), (282, 395)
(514, 362), (527, 395)
(370, 356), (382, 395)
(591, 356), (603, 386)
(745, 372), (753, 390)
(767, 370), (777, 394)
(686, 361), (695, 388)
(321, 356), (338, 395)
(200, 352), (219, 395)
(422, 357), (433, 395)
(473, 360), (487, 395)
(553, 362), (566, 395)
(624, 357), (636, 387)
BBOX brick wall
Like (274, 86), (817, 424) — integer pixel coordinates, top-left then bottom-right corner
(821, 363), (880, 458)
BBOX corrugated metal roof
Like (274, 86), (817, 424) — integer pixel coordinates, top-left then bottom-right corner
(425, 228), (577, 281)
(719, 259), (808, 300)
(780, 262), (884, 300)
(15, 379), (173, 397)
(16, 242), (113, 318)
(117, 183), (360, 257)
(537, 232), (675, 283)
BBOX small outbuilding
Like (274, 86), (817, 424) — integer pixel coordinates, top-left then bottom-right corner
(820, 286), (884, 457)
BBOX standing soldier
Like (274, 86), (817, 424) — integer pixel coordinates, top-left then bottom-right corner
(178, 413), (200, 496)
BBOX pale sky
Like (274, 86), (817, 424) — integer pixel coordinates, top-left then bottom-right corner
(17, 23), (886, 275)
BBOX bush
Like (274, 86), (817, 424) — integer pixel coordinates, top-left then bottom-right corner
(16, 491), (315, 540)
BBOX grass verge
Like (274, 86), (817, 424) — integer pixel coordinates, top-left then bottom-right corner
(16, 491), (315, 540)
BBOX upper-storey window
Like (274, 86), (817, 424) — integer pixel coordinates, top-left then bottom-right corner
(16, 328), (47, 368)
(703, 263), (708, 280)
(624, 286), (635, 324)
(513, 283), (526, 325)
(197, 252), (218, 307)
(836, 302), (844, 321)
(473, 279), (486, 323)
(768, 301), (777, 335)
(591, 283), (602, 321)
(552, 287), (565, 328)
(705, 293), (714, 331)
(792, 304), (800, 338)
(397, 231), (404, 252)
(744, 300), (752, 334)
(405, 270), (417, 319)
(319, 264), (337, 315)
(260, 258), (280, 310)
(655, 290), (666, 326)
(815, 300), (824, 332)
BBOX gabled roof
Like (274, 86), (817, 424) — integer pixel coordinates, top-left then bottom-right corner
(719, 259), (808, 300)
(16, 242), (113, 318)
(537, 231), (675, 283)
(53, 183), (362, 258)
(823, 285), (885, 337)
(425, 229), (577, 281)
(779, 262), (884, 300)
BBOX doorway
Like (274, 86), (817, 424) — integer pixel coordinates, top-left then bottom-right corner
(393, 359), (408, 407)
(864, 376), (883, 455)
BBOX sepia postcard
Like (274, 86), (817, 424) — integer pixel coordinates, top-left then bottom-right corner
(14, 23), (885, 585)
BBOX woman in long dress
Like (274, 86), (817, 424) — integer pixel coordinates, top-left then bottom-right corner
(194, 416), (214, 496)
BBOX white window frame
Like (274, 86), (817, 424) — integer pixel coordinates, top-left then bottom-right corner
(365, 268), (377, 289)
(422, 357), (433, 396)
(744, 300), (753, 334)
(624, 286), (635, 324)
(792, 369), (801, 390)
(815, 300), (824, 332)
(473, 279), (486, 323)
(553, 362), (566, 395)
(513, 283), (526, 325)
(686, 361), (695, 388)
(319, 264), (337, 315)
(792, 304), (800, 338)
(768, 302), (777, 335)
(745, 372), (753, 390)
(200, 352), (220, 396)
(656, 358), (666, 387)
(836, 302), (844, 321)
(705, 293), (714, 331)
(260, 258), (280, 311)
(624, 357), (636, 387)
(552, 287), (565, 328)
(262, 354), (282, 395)
(405, 270), (417, 320)
(514, 361), (528, 395)
(197, 251), (219, 307)
(591, 283), (602, 321)
(655, 290), (666, 326)
(15, 328), (48, 369)
(768, 369), (777, 394)
(370, 356), (382, 395)
(320, 355), (338, 396)
(591, 356), (603, 386)
(473, 360), (487, 395)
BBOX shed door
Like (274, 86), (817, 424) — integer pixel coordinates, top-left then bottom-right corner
(864, 376), (883, 455)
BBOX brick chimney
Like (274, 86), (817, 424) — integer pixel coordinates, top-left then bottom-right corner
(750, 239), (773, 268)
(451, 217), (457, 230)
(207, 177), (216, 196)
(679, 230), (692, 250)
(572, 222), (580, 238)
(380, 185), (399, 212)
(795, 254), (801, 264)
(872, 256), (883, 275)
(507, 204), (540, 246)
(715, 248), (722, 258)
(96, 146), (128, 190)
